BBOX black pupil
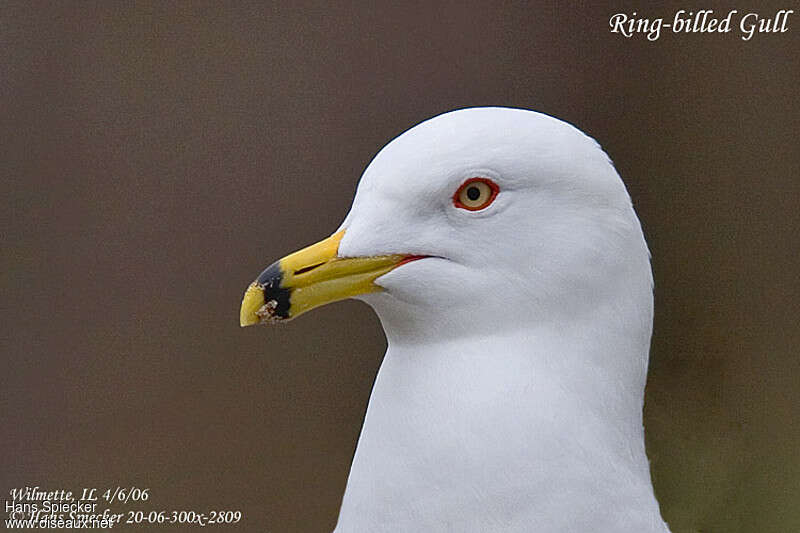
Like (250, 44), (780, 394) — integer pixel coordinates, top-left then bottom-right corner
(466, 186), (481, 201)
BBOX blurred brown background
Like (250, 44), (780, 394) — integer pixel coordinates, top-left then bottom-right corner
(2, 1), (798, 531)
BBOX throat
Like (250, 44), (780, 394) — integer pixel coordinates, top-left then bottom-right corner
(335, 330), (667, 532)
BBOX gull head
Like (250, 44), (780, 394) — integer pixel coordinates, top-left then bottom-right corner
(241, 107), (652, 344)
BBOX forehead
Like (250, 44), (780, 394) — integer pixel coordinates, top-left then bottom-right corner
(357, 108), (600, 198)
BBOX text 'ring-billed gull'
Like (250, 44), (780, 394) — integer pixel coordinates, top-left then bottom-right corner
(241, 107), (670, 532)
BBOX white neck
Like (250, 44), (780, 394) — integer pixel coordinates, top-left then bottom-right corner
(334, 297), (668, 532)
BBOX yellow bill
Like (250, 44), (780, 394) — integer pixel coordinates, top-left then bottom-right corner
(240, 230), (420, 326)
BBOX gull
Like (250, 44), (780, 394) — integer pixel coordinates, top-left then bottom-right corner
(240, 107), (670, 532)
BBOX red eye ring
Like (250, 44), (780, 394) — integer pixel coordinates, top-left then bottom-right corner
(452, 177), (500, 211)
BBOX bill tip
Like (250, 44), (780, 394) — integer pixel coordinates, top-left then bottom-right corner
(240, 283), (265, 327)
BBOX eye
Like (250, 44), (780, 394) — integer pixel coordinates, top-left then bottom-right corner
(453, 178), (499, 211)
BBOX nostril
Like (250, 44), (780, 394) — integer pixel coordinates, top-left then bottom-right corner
(294, 262), (324, 275)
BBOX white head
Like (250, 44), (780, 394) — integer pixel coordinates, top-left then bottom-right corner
(338, 107), (652, 346)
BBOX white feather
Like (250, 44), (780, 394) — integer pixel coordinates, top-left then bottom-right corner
(333, 108), (669, 532)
